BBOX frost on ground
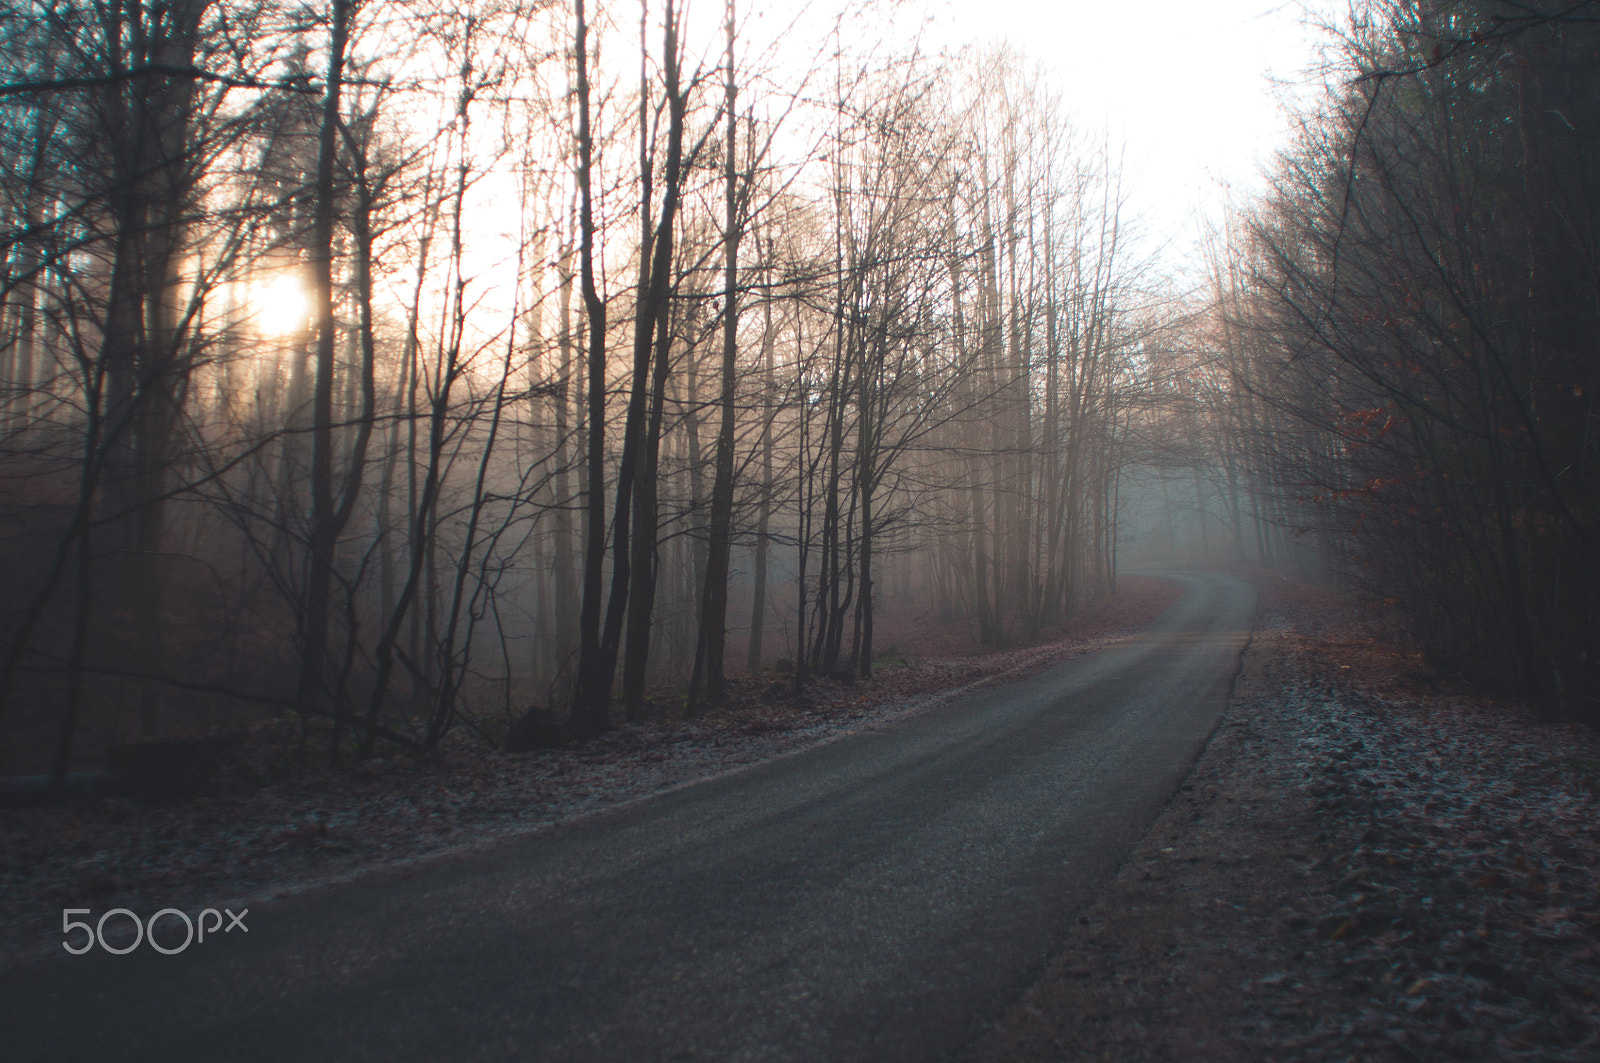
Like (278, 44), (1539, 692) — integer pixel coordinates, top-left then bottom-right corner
(972, 575), (1600, 1062)
(0, 576), (1178, 965)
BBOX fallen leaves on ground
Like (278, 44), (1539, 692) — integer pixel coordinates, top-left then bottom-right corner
(972, 572), (1600, 1062)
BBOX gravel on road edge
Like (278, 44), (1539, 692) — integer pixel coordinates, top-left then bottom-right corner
(967, 604), (1600, 1062)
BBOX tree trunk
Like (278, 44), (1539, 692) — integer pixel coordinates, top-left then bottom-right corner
(568, 0), (610, 734)
(602, 0), (686, 722)
(688, 0), (741, 711)
(745, 243), (775, 672)
(295, 0), (351, 736)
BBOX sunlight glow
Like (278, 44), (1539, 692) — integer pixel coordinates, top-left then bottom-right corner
(252, 273), (311, 337)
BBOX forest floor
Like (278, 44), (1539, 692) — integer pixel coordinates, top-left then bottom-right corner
(0, 575), (1179, 965)
(970, 571), (1600, 1062)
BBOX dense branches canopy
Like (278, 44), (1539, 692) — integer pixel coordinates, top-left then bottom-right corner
(1207, 0), (1600, 717)
(0, 0), (1158, 779)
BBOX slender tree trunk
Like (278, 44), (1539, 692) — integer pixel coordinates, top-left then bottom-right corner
(551, 240), (579, 678)
(745, 242), (775, 672)
(327, 147), (381, 757)
(295, 0), (351, 735)
(378, 184), (439, 633)
(687, 0), (740, 711)
(570, 0), (610, 735)
(792, 314), (813, 691)
(853, 351), (874, 679)
(44, 365), (106, 795)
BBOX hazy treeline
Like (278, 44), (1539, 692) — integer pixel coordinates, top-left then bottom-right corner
(0, 0), (1154, 777)
(1205, 0), (1599, 718)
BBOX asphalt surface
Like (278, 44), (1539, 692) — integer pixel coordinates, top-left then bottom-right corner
(1, 571), (1255, 1063)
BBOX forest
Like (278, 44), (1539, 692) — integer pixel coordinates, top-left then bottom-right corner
(0, 0), (1595, 792)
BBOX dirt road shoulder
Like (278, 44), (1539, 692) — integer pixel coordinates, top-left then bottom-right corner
(970, 593), (1600, 1062)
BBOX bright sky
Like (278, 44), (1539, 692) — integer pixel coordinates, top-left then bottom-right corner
(390, 0), (1348, 326)
(923, 0), (1342, 271)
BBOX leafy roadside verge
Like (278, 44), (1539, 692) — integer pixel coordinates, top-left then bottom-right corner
(969, 577), (1600, 1062)
(0, 577), (1178, 966)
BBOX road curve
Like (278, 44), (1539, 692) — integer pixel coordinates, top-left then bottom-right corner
(2, 571), (1255, 1063)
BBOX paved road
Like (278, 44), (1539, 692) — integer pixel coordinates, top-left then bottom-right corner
(3, 571), (1255, 1062)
